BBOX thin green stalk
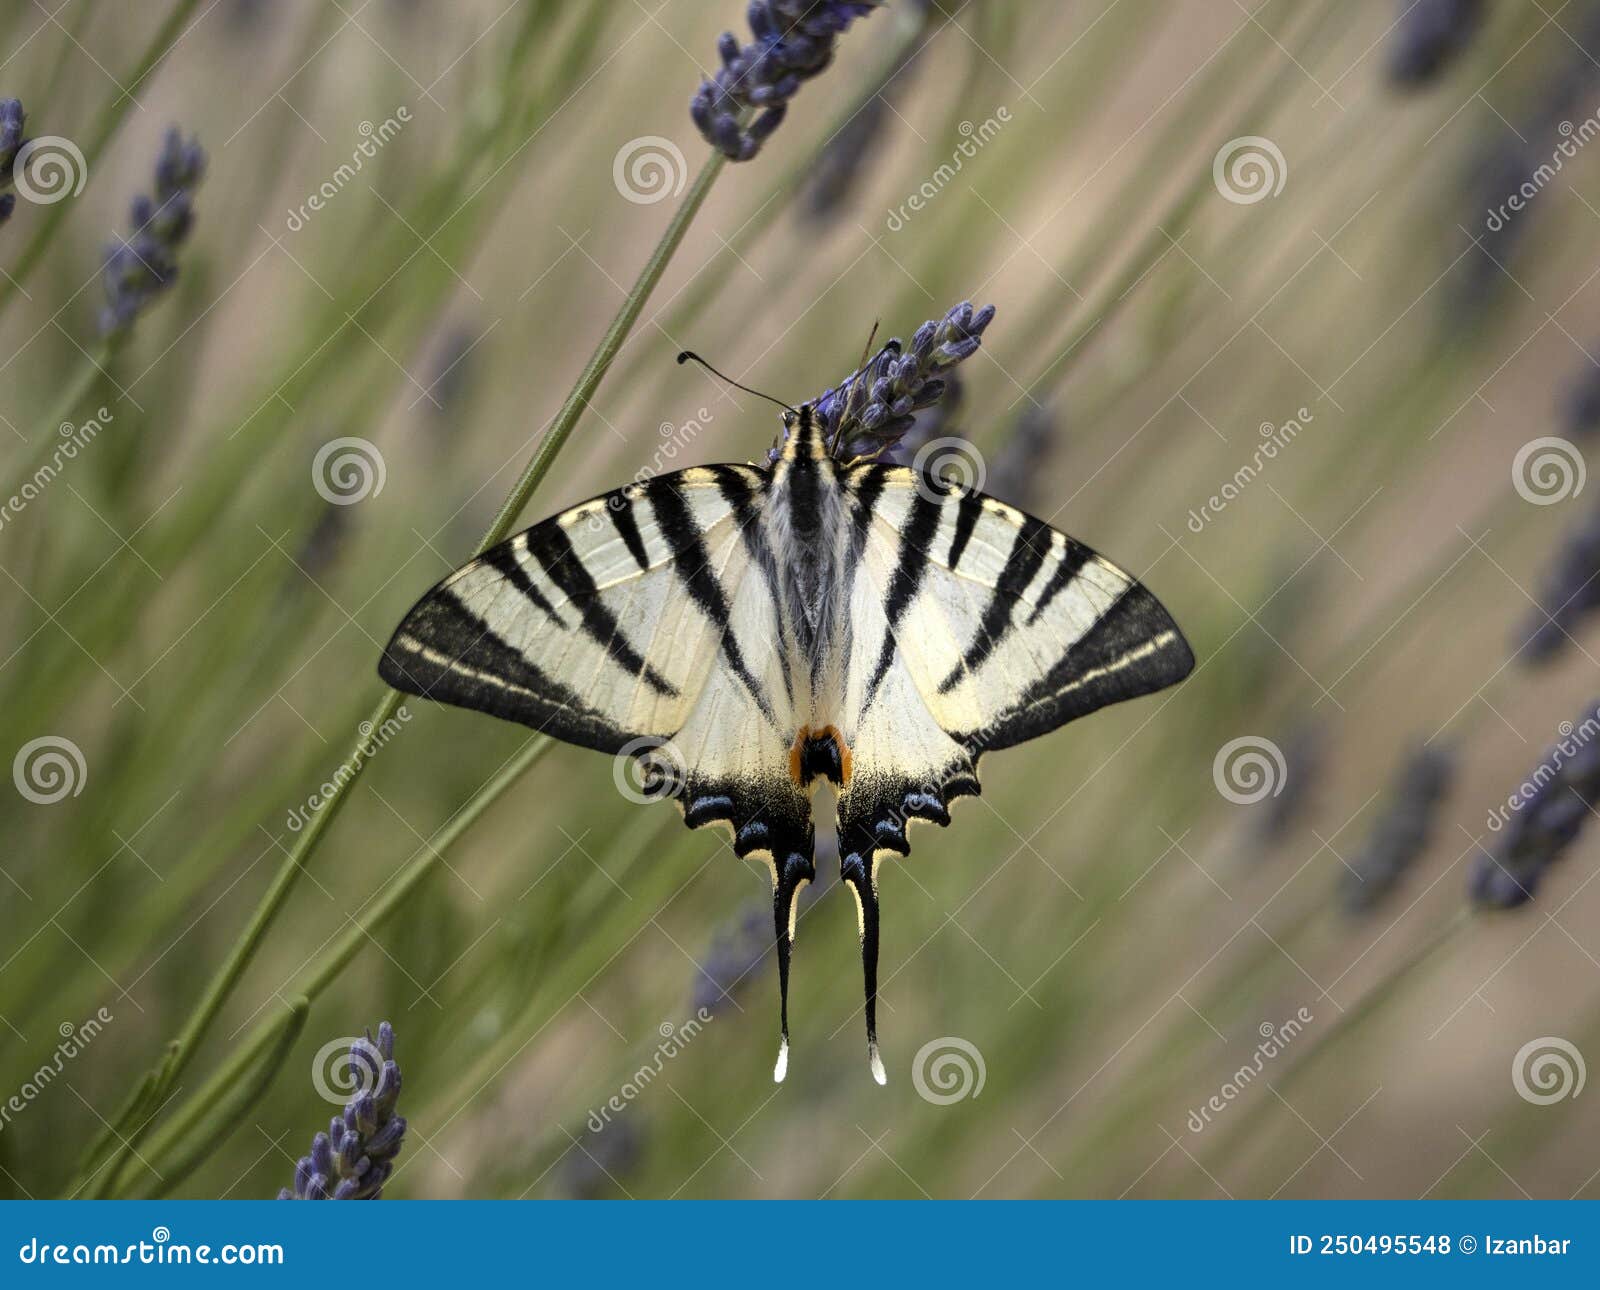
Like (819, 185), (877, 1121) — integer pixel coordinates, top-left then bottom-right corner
(88, 148), (728, 1195)
(115, 736), (554, 1198)
(0, 0), (204, 320)
(2, 344), (112, 501)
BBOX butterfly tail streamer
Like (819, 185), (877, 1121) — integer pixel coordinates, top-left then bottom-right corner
(771, 852), (814, 1083)
(840, 849), (886, 1085)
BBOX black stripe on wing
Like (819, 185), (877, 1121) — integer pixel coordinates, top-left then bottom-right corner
(862, 487), (942, 711)
(936, 514), (1054, 694)
(523, 523), (679, 699)
(379, 588), (634, 754)
(649, 475), (778, 727)
(711, 465), (796, 708)
(969, 581), (1195, 753)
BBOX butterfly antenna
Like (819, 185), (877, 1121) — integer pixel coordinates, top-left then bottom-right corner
(771, 851), (815, 1083)
(840, 849), (887, 1084)
(854, 320), (881, 376)
(677, 351), (796, 416)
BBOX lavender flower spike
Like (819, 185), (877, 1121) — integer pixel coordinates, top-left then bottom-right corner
(1471, 702), (1600, 909)
(809, 300), (995, 463)
(0, 98), (26, 229)
(100, 127), (206, 336)
(279, 1023), (406, 1200)
(692, 2), (879, 161)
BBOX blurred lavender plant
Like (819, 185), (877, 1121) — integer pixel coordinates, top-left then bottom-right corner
(692, 1), (878, 161)
(801, 4), (931, 220)
(1251, 721), (1326, 849)
(1456, 8), (1600, 312)
(1471, 703), (1600, 909)
(690, 906), (769, 1016)
(1341, 745), (1454, 914)
(808, 300), (995, 462)
(559, 1117), (643, 1199)
(986, 400), (1059, 512)
(879, 369), (964, 467)
(1387, 0), (1485, 87)
(0, 98), (26, 229)
(1515, 496), (1600, 665)
(100, 128), (206, 336)
(1563, 353), (1600, 437)
(279, 1024), (406, 1200)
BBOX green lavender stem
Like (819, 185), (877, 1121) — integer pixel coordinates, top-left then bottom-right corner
(114, 738), (554, 1197)
(85, 149), (726, 1198)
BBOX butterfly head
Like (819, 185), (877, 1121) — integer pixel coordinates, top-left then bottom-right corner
(777, 402), (829, 463)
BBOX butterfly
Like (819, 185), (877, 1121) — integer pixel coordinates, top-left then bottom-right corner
(379, 390), (1193, 1084)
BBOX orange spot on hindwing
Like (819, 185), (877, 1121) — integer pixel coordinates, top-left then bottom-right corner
(789, 724), (852, 788)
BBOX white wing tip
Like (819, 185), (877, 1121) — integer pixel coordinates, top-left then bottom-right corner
(773, 1036), (789, 1083)
(869, 1041), (887, 1086)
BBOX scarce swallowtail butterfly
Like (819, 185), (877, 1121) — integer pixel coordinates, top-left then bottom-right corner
(379, 389), (1193, 1085)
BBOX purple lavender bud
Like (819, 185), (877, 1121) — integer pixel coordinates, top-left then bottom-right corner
(1341, 745), (1454, 915)
(1389, 0), (1484, 87)
(0, 98), (25, 172)
(278, 1024), (406, 1199)
(1471, 701), (1600, 910)
(691, 2), (877, 161)
(99, 128), (206, 337)
(810, 301), (996, 462)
